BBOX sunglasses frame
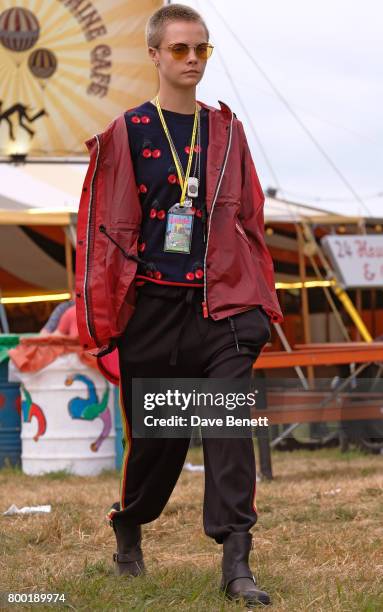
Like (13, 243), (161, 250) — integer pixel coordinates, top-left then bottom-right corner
(155, 42), (214, 61)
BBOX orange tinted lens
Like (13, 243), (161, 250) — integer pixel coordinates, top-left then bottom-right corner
(170, 44), (189, 59)
(196, 44), (213, 59)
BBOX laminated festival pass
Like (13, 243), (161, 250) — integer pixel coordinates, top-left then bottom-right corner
(164, 204), (194, 254)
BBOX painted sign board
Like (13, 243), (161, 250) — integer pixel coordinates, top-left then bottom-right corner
(322, 235), (383, 288)
(0, 0), (162, 157)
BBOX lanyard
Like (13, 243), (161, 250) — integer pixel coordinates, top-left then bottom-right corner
(155, 95), (198, 207)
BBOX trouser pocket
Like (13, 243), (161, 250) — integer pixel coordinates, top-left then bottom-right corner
(228, 307), (271, 351)
(227, 316), (240, 352)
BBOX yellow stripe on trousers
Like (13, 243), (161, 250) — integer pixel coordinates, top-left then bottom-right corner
(118, 380), (132, 511)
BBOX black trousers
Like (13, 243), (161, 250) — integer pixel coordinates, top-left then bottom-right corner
(113, 283), (271, 544)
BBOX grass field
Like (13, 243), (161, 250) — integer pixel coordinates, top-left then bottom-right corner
(0, 447), (382, 611)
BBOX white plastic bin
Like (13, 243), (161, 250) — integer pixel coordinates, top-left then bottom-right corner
(10, 351), (115, 476)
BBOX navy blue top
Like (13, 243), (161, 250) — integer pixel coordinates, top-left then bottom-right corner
(125, 100), (209, 287)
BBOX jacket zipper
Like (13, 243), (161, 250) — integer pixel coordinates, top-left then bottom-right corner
(202, 112), (234, 318)
(235, 220), (251, 247)
(84, 134), (101, 341)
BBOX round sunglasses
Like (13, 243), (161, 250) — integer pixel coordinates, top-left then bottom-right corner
(156, 42), (214, 61)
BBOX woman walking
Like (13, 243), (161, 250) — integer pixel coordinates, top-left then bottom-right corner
(76, 4), (282, 606)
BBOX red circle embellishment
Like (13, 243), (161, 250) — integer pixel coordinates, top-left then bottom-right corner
(194, 145), (202, 153)
(154, 271), (162, 280)
(196, 209), (202, 218)
(142, 148), (152, 158)
(138, 242), (146, 252)
(186, 272), (195, 281)
(195, 269), (204, 279)
(157, 210), (166, 220)
(131, 116), (141, 124)
(141, 116), (150, 124)
(139, 184), (148, 193)
(152, 149), (161, 158)
(150, 209), (157, 219)
(184, 146), (191, 154)
(168, 174), (177, 184)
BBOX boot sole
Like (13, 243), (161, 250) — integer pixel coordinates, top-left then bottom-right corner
(221, 586), (271, 607)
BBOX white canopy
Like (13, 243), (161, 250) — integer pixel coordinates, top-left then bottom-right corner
(0, 162), (85, 213)
(0, 162), (360, 224)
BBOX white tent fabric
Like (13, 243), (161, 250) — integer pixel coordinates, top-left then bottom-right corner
(0, 163), (86, 212)
(264, 197), (342, 222)
(0, 162), (349, 222)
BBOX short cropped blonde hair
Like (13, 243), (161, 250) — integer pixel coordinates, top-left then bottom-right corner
(146, 3), (209, 48)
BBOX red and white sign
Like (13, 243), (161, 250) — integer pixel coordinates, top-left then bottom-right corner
(322, 235), (383, 288)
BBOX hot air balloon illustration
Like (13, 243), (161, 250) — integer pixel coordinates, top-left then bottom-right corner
(28, 48), (57, 80)
(0, 7), (40, 52)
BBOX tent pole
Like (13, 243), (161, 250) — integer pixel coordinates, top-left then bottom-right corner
(296, 223), (314, 386)
(371, 288), (377, 337)
(307, 253), (351, 342)
(331, 284), (373, 342)
(355, 289), (362, 341)
(300, 220), (365, 342)
(0, 296), (10, 333)
(64, 228), (74, 294)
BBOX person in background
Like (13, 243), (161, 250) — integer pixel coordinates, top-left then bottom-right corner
(40, 299), (74, 335)
(55, 304), (78, 337)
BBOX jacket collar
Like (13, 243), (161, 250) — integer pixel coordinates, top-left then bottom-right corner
(198, 99), (233, 121)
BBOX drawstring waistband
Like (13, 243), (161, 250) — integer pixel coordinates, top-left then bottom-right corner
(136, 284), (205, 365)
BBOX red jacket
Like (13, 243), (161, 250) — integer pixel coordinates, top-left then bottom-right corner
(75, 100), (283, 353)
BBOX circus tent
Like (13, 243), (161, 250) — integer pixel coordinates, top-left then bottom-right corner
(0, 159), (360, 298)
(0, 162), (78, 298)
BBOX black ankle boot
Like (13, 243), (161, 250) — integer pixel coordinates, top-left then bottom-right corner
(220, 532), (270, 606)
(107, 502), (145, 577)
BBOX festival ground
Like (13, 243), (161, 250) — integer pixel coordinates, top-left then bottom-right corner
(0, 446), (382, 611)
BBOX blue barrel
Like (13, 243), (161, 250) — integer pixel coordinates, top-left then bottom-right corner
(0, 334), (21, 468)
(0, 381), (21, 468)
(0, 334), (20, 381)
(114, 386), (124, 471)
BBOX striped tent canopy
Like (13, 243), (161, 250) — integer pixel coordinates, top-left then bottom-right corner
(0, 210), (74, 298)
(0, 162), (80, 297)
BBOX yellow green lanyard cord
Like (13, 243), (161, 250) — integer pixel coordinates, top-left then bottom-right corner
(155, 95), (198, 207)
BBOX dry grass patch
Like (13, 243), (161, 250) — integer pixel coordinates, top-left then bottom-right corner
(0, 448), (382, 611)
